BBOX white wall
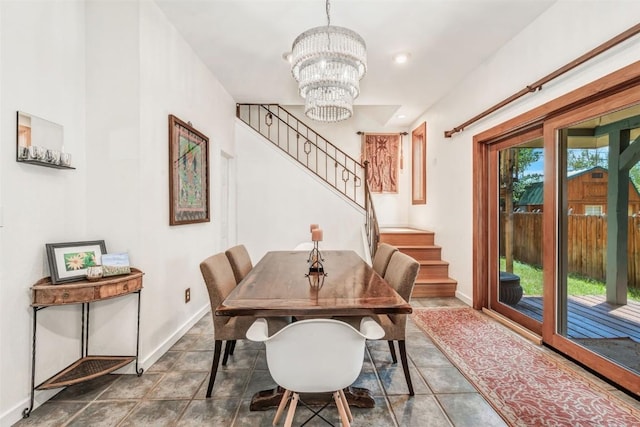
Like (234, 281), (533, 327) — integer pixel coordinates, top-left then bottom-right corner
(0, 1), (88, 423)
(0, 1), (236, 425)
(236, 122), (365, 261)
(134, 0), (236, 363)
(83, 0), (143, 360)
(408, 0), (640, 303)
(284, 105), (411, 226)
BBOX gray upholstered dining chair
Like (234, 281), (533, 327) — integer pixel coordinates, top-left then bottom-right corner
(372, 243), (398, 277)
(199, 252), (287, 398)
(225, 244), (253, 285)
(334, 250), (419, 395)
(379, 251), (420, 395)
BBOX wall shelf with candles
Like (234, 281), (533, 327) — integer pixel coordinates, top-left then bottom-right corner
(16, 111), (74, 170)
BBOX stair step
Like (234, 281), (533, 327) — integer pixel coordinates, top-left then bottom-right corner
(413, 278), (458, 298)
(380, 228), (434, 246)
(396, 245), (441, 261)
(380, 227), (457, 298)
(417, 260), (450, 280)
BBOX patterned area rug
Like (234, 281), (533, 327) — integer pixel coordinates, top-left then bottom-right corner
(412, 307), (640, 426)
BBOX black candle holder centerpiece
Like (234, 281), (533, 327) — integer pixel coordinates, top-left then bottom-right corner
(306, 225), (327, 278)
(307, 241), (324, 274)
(306, 268), (326, 289)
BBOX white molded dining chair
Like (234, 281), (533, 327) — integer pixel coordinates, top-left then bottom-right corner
(293, 242), (314, 251)
(247, 317), (384, 427)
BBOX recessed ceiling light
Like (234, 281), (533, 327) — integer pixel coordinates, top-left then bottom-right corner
(282, 52), (292, 63)
(397, 114), (407, 119)
(393, 53), (411, 64)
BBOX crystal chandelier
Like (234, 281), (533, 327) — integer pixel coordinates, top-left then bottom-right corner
(290, 0), (367, 122)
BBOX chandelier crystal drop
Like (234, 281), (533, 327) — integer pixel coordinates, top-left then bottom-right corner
(290, 0), (367, 122)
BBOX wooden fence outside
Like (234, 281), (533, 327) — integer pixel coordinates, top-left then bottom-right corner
(500, 212), (640, 289)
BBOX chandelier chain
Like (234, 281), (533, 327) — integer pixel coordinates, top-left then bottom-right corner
(326, 0), (331, 26)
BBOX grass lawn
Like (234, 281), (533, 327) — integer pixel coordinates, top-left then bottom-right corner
(499, 258), (640, 302)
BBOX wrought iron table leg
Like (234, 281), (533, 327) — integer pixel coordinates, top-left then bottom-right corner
(135, 290), (144, 376)
(23, 307), (39, 418)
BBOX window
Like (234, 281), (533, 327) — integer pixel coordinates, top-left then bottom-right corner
(585, 205), (603, 216)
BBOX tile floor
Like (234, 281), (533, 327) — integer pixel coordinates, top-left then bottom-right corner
(13, 297), (638, 426)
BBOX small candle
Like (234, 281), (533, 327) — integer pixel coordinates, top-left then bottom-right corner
(312, 228), (323, 242)
(310, 223), (319, 232)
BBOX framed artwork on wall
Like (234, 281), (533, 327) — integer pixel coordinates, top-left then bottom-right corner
(411, 122), (427, 204)
(45, 240), (107, 284)
(168, 114), (210, 225)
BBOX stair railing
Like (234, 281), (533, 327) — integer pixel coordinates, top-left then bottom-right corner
(237, 104), (364, 208)
(364, 161), (380, 259)
(237, 103), (379, 258)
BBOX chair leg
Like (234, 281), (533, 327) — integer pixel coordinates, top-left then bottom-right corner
(206, 340), (223, 398)
(333, 391), (350, 427)
(398, 340), (414, 396)
(273, 389), (291, 426)
(229, 340), (237, 355)
(222, 340), (232, 365)
(387, 340), (398, 363)
(284, 392), (299, 427)
(338, 389), (353, 422)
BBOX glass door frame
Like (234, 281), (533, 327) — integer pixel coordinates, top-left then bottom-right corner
(542, 88), (640, 394)
(487, 127), (544, 336)
(473, 61), (640, 395)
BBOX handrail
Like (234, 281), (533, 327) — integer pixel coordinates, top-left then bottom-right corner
(363, 161), (380, 259)
(265, 106), (354, 175)
(237, 103), (365, 209)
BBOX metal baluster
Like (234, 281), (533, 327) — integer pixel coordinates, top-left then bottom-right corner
(235, 104), (366, 209)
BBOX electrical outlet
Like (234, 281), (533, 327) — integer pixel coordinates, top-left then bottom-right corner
(185, 288), (191, 303)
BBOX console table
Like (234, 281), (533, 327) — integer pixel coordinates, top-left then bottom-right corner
(23, 268), (144, 418)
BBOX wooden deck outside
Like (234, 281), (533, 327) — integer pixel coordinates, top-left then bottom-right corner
(513, 295), (640, 341)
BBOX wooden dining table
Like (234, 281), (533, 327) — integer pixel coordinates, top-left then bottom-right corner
(216, 249), (412, 410)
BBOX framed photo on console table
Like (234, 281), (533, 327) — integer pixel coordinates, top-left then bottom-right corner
(46, 240), (107, 284)
(411, 122), (427, 205)
(168, 114), (210, 225)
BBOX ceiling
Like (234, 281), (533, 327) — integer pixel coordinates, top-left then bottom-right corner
(154, 0), (556, 127)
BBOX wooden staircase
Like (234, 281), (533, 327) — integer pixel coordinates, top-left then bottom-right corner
(379, 227), (457, 297)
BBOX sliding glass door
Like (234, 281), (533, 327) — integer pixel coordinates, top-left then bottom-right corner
(476, 63), (640, 395)
(556, 104), (640, 377)
(488, 128), (544, 334)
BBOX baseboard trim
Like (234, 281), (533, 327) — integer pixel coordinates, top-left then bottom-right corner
(1, 388), (61, 427)
(454, 290), (472, 306)
(2, 304), (211, 427)
(138, 304), (210, 371)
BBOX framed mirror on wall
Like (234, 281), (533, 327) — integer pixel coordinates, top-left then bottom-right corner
(411, 122), (426, 204)
(16, 111), (73, 169)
